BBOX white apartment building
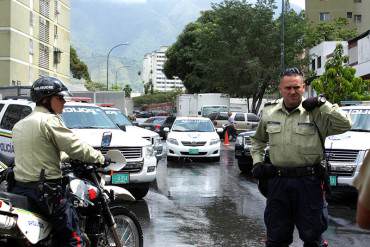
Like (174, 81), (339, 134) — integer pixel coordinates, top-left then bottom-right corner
(348, 30), (370, 80)
(142, 46), (184, 92)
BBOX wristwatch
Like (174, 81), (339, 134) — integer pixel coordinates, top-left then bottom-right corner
(318, 95), (326, 105)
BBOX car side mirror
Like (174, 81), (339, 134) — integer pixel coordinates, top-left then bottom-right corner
(163, 127), (170, 132)
(101, 131), (112, 147)
(216, 128), (223, 133)
(119, 124), (126, 132)
(198, 111), (201, 115)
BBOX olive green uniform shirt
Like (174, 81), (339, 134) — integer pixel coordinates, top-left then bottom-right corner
(354, 152), (370, 210)
(250, 98), (351, 168)
(13, 106), (105, 182)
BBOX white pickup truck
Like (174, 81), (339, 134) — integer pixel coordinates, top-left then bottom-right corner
(0, 99), (157, 199)
(325, 104), (370, 190)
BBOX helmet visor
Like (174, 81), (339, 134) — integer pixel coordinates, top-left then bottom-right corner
(55, 90), (72, 101)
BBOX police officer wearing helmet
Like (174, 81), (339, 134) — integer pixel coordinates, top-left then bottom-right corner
(250, 68), (351, 247)
(11, 76), (107, 247)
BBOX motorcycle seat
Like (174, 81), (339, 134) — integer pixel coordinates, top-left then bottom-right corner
(0, 191), (30, 211)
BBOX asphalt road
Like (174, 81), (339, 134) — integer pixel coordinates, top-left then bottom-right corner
(125, 144), (370, 247)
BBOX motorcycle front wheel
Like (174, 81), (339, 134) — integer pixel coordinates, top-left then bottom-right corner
(101, 206), (143, 247)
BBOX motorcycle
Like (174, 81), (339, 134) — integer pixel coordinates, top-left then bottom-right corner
(0, 134), (143, 247)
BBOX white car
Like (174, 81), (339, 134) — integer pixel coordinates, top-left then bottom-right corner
(101, 107), (163, 161)
(166, 117), (222, 161)
(0, 99), (157, 199)
(325, 104), (370, 190)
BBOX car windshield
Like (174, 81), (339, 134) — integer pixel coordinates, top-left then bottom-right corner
(342, 108), (370, 132)
(104, 110), (132, 126)
(145, 118), (166, 124)
(62, 106), (118, 129)
(172, 119), (214, 132)
(202, 106), (228, 117)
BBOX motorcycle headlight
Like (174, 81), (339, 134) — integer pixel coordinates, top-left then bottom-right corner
(167, 138), (179, 145)
(144, 145), (154, 157)
(209, 139), (220, 145)
(236, 136), (243, 145)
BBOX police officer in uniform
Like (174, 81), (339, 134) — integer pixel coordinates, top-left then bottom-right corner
(11, 77), (107, 247)
(250, 68), (351, 247)
(354, 151), (370, 229)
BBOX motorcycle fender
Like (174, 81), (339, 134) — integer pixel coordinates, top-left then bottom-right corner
(13, 208), (52, 244)
(104, 185), (136, 201)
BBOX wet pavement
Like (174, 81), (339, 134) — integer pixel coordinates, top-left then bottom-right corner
(125, 144), (370, 247)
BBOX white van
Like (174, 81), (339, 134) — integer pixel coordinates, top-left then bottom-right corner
(325, 104), (370, 190)
(0, 99), (157, 199)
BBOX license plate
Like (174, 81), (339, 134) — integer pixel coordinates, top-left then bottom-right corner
(329, 176), (337, 186)
(189, 148), (199, 154)
(111, 173), (129, 184)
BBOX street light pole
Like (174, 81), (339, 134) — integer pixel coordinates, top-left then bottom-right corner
(106, 43), (128, 90)
(281, 0), (286, 73)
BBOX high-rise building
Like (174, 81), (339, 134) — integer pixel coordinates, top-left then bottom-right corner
(305, 0), (369, 34)
(142, 46), (184, 92)
(0, 0), (70, 86)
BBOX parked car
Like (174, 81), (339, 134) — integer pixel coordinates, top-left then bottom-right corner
(324, 104), (370, 190)
(0, 99), (157, 199)
(166, 117), (223, 161)
(139, 116), (176, 140)
(209, 112), (260, 138)
(235, 130), (270, 174)
(101, 107), (164, 161)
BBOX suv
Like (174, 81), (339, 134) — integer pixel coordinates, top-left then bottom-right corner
(0, 99), (157, 199)
(101, 107), (163, 161)
(209, 112), (259, 136)
(325, 104), (370, 190)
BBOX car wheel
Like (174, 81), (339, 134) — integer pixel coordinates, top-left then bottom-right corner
(237, 159), (253, 174)
(128, 184), (150, 200)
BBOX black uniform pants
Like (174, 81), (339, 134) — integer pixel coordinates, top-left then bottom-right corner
(10, 183), (85, 247)
(264, 176), (328, 247)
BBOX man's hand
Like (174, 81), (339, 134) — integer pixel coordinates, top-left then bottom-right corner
(252, 162), (276, 178)
(302, 96), (325, 112)
(103, 156), (111, 167)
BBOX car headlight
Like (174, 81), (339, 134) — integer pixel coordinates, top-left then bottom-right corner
(167, 138), (179, 145)
(144, 145), (154, 157)
(210, 139), (220, 145)
(236, 136), (243, 145)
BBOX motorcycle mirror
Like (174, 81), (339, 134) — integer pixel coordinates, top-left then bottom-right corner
(101, 131), (112, 147)
(104, 150), (126, 172)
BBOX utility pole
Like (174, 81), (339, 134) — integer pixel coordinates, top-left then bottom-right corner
(281, 0), (286, 73)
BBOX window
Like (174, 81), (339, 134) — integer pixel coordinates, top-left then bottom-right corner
(0, 104), (5, 113)
(234, 113), (245, 121)
(354, 15), (362, 23)
(347, 12), (352, 18)
(311, 59), (316, 71)
(54, 25), (58, 39)
(53, 48), (62, 64)
(29, 11), (34, 26)
(320, 12), (330, 21)
(317, 56), (322, 69)
(40, 0), (50, 18)
(29, 39), (34, 55)
(39, 44), (49, 69)
(247, 113), (259, 122)
(0, 105), (32, 131)
(39, 18), (50, 43)
(217, 113), (229, 121)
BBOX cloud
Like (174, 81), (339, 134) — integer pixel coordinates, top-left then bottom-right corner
(290, 0), (305, 9)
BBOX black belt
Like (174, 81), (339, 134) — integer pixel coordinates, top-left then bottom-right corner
(275, 165), (319, 177)
(15, 179), (63, 188)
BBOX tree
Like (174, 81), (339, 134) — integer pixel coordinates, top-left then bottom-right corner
(123, 84), (133, 97)
(304, 18), (357, 48)
(84, 80), (106, 91)
(164, 0), (283, 113)
(312, 44), (370, 104)
(111, 84), (123, 91)
(70, 46), (91, 81)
